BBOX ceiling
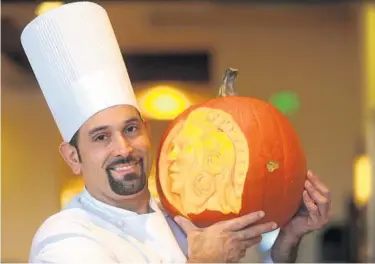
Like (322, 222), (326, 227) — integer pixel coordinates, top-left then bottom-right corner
(2, 0), (358, 84)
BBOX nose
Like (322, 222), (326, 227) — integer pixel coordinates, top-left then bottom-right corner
(111, 134), (133, 157)
(168, 143), (179, 161)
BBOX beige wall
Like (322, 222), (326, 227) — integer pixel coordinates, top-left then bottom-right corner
(1, 2), (361, 262)
(2, 57), (62, 261)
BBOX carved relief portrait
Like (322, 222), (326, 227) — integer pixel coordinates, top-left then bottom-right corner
(159, 107), (250, 217)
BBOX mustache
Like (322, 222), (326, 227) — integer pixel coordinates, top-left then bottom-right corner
(106, 156), (141, 169)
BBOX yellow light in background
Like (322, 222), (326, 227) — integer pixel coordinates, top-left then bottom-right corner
(137, 85), (192, 120)
(364, 4), (375, 109)
(35, 1), (63, 16)
(362, 5), (375, 261)
(354, 154), (372, 208)
(60, 177), (84, 208)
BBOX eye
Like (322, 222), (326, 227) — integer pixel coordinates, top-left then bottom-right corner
(93, 134), (108, 141)
(125, 124), (139, 134)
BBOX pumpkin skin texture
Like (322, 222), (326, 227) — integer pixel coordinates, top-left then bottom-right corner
(155, 69), (307, 229)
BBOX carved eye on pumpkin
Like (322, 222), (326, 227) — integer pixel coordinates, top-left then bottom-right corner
(156, 68), (307, 228)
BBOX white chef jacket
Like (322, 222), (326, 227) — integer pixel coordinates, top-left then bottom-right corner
(29, 188), (188, 263)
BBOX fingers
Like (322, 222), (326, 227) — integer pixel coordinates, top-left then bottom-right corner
(174, 216), (198, 234)
(303, 190), (319, 223)
(305, 179), (330, 218)
(307, 171), (331, 200)
(232, 222), (277, 241)
(242, 235), (262, 247)
(221, 211), (265, 231)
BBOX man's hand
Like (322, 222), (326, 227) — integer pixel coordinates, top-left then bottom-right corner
(271, 170), (332, 262)
(283, 170), (331, 238)
(175, 211), (278, 263)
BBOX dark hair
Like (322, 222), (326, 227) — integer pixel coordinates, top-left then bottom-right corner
(69, 130), (82, 162)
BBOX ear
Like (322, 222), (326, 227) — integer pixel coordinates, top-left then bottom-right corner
(59, 142), (82, 175)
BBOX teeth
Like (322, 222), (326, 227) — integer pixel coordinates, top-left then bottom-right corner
(111, 162), (137, 171)
(113, 165), (133, 171)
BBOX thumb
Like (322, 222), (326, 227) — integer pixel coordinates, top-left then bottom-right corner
(174, 215), (198, 234)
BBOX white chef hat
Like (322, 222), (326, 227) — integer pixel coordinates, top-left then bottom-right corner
(20, 1), (139, 142)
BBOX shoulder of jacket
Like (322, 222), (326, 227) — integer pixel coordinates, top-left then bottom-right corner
(32, 208), (94, 244)
(29, 208), (118, 263)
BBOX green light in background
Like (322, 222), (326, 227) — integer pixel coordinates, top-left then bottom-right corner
(268, 91), (300, 116)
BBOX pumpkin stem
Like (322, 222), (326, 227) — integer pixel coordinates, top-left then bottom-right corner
(218, 68), (239, 97)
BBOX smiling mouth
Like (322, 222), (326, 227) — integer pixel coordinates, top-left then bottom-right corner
(108, 160), (140, 175)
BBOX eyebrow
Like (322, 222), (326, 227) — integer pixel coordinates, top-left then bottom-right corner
(88, 117), (142, 136)
(125, 117), (142, 124)
(88, 125), (109, 136)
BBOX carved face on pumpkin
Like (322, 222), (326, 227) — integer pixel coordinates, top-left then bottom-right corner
(156, 68), (307, 228)
(159, 107), (249, 217)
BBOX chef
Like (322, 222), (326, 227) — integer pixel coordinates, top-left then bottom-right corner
(21, 2), (331, 263)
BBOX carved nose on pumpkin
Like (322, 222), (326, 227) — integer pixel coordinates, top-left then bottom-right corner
(167, 143), (179, 161)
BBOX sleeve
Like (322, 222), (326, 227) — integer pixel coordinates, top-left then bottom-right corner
(30, 235), (119, 263)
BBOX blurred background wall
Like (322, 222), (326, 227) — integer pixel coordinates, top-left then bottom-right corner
(1, 1), (373, 262)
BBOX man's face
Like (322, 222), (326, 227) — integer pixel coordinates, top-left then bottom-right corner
(73, 105), (152, 199)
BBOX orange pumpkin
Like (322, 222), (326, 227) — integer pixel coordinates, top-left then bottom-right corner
(155, 68), (307, 228)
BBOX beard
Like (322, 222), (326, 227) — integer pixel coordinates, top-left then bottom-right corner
(105, 157), (147, 196)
